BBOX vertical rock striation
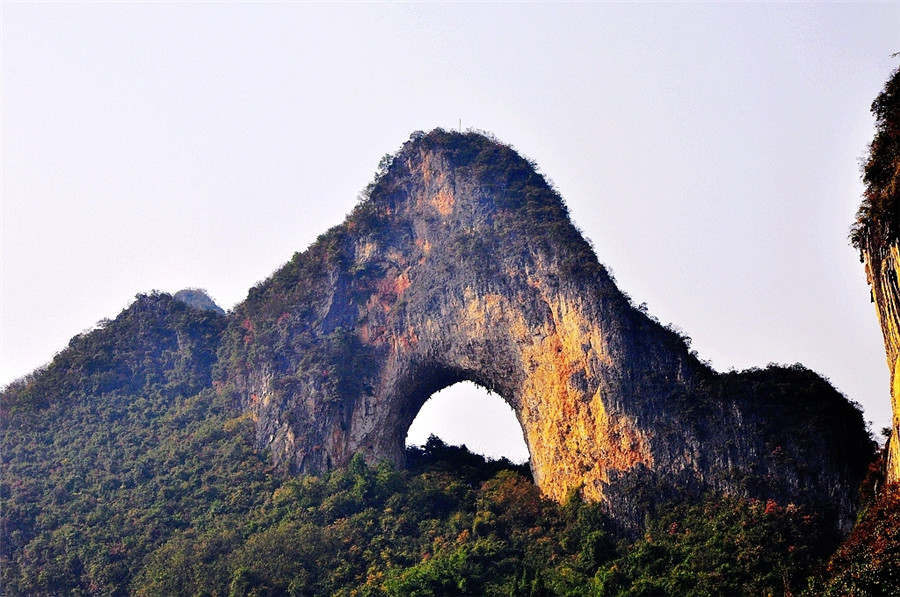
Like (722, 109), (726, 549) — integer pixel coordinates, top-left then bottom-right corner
(218, 129), (871, 531)
(860, 245), (900, 481)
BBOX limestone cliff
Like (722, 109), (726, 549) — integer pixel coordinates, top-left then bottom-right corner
(859, 244), (900, 482)
(217, 129), (872, 531)
(854, 65), (900, 483)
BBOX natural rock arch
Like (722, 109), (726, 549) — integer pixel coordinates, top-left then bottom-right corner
(382, 368), (527, 466)
(218, 129), (871, 530)
(405, 381), (530, 462)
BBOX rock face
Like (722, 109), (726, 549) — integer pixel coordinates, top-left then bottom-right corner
(853, 66), (900, 484)
(174, 288), (226, 315)
(861, 246), (900, 482)
(218, 130), (871, 531)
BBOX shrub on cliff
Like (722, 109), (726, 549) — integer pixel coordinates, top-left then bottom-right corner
(851, 63), (900, 254)
(804, 484), (900, 596)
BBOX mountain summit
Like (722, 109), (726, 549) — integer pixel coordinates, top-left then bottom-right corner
(213, 129), (871, 531)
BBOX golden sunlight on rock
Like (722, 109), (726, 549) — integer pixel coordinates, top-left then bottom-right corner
(220, 130), (872, 532)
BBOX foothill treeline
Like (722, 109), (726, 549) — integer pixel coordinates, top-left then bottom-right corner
(0, 293), (870, 595)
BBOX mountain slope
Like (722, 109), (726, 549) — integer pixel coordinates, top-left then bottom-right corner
(216, 129), (872, 532)
(0, 293), (276, 594)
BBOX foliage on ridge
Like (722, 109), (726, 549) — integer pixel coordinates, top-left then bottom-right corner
(2, 292), (224, 412)
(851, 64), (900, 254)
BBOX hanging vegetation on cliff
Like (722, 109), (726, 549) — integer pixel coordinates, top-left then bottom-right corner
(852, 63), (900, 255)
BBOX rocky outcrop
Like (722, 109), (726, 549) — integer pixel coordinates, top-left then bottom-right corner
(860, 245), (900, 482)
(853, 66), (900, 484)
(174, 288), (226, 315)
(217, 130), (872, 531)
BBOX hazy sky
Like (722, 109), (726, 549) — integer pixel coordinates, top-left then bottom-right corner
(2, 2), (898, 462)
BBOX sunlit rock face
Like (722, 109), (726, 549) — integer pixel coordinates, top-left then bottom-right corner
(217, 130), (872, 531)
(862, 244), (900, 482)
(852, 66), (900, 487)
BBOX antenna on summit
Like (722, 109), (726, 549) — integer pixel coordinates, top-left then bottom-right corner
(459, 119), (461, 133)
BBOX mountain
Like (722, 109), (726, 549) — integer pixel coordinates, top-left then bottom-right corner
(215, 129), (871, 533)
(0, 128), (880, 594)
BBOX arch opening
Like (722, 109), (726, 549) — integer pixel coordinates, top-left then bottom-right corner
(405, 380), (530, 464)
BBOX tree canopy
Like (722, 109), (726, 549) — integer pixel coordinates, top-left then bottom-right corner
(851, 64), (900, 253)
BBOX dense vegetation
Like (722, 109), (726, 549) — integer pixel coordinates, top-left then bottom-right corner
(806, 478), (900, 596)
(0, 292), (871, 595)
(0, 365), (840, 597)
(851, 64), (900, 253)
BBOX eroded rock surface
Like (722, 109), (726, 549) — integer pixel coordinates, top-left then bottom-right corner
(853, 65), (900, 484)
(217, 130), (872, 531)
(860, 244), (900, 482)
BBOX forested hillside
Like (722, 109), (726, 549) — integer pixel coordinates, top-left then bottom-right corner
(1, 291), (892, 595)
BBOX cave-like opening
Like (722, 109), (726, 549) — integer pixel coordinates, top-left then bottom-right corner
(405, 380), (530, 464)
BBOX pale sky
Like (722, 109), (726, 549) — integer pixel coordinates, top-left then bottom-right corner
(2, 2), (898, 463)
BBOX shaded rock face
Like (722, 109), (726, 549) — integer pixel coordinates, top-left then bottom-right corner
(218, 130), (871, 531)
(174, 288), (226, 315)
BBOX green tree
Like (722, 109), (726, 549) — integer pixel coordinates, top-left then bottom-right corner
(851, 63), (900, 252)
